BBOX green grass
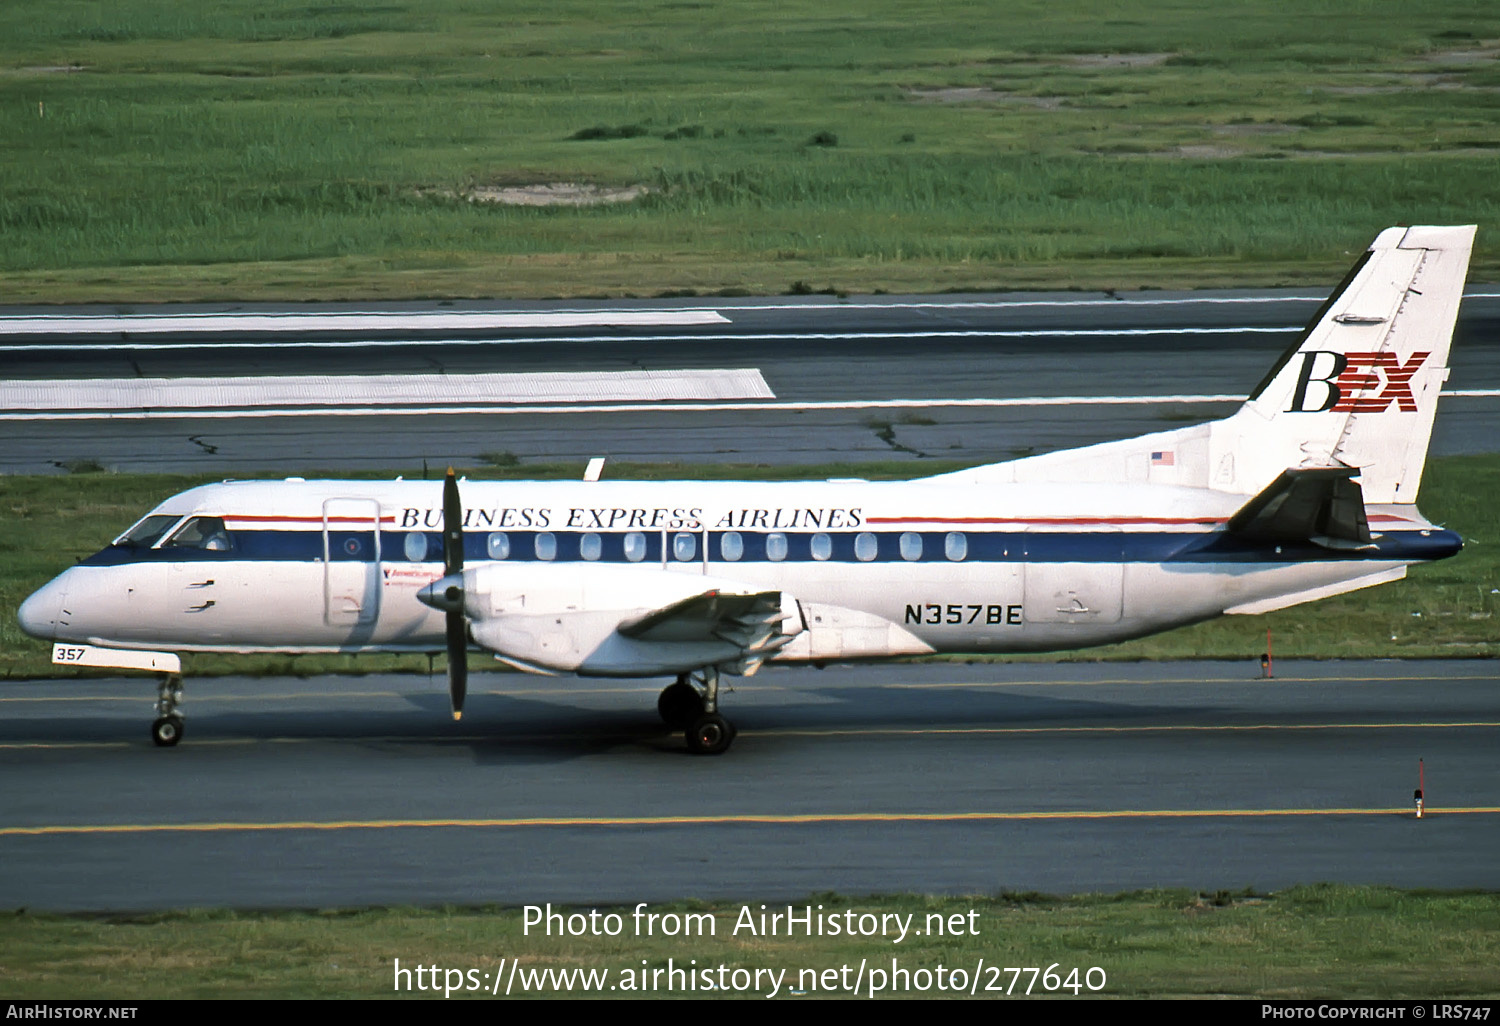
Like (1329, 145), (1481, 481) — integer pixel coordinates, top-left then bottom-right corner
(2, 0), (1500, 301)
(1, 454), (1495, 679)
(3, 887), (1498, 998)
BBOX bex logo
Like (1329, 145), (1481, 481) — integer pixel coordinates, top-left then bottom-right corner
(1287, 350), (1431, 413)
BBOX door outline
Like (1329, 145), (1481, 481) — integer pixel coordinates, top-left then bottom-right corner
(322, 498), (382, 627)
(1023, 527), (1124, 625)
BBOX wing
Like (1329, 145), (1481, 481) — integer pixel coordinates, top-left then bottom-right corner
(619, 588), (796, 675)
(619, 589), (784, 643)
(460, 563), (802, 677)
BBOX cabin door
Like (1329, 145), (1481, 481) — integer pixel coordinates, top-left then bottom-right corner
(322, 498), (382, 628)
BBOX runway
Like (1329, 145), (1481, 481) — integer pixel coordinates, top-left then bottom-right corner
(4, 291), (1498, 912)
(4, 290), (1499, 473)
(1, 660), (1495, 911)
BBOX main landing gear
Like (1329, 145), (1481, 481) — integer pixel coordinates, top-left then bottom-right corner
(657, 668), (736, 755)
(151, 673), (185, 747)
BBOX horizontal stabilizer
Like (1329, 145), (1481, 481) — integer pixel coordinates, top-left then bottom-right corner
(1224, 566), (1406, 614)
(1225, 467), (1373, 549)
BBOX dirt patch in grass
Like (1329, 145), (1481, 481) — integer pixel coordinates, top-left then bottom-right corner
(1417, 42), (1500, 65)
(1172, 144), (1243, 158)
(907, 87), (1066, 108)
(1060, 51), (1174, 68)
(1214, 123), (1303, 136)
(2, 64), (87, 76)
(1118, 144), (1244, 159)
(431, 183), (651, 206)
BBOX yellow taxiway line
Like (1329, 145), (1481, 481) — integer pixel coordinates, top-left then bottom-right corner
(4, 807), (1498, 838)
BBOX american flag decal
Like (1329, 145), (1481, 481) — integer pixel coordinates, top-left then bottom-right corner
(1151, 451), (1175, 466)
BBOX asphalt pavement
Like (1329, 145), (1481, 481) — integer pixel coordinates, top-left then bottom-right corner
(2, 290), (1497, 474)
(1, 660), (1494, 911)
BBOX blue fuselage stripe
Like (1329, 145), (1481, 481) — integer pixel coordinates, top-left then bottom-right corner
(78, 527), (1462, 568)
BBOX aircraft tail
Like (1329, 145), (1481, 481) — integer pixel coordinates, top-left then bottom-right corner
(1215, 224), (1474, 503)
(924, 225), (1474, 503)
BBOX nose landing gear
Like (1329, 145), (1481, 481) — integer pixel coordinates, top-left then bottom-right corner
(151, 673), (185, 747)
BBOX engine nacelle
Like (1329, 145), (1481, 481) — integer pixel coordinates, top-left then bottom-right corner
(460, 563), (801, 676)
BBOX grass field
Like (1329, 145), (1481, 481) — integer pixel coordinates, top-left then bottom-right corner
(3, 0), (1499, 301)
(4, 7), (1497, 999)
(4, 887), (1498, 998)
(1, 453), (1495, 680)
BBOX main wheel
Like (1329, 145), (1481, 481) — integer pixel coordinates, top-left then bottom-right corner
(657, 681), (704, 729)
(151, 715), (184, 747)
(685, 713), (736, 755)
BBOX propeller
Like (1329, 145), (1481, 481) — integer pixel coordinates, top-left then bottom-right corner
(440, 467), (467, 721)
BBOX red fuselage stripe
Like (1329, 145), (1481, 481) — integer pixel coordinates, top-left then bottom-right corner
(224, 515), (397, 525)
(867, 514), (1415, 527)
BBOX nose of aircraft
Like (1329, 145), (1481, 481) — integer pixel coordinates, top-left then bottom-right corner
(17, 574), (70, 642)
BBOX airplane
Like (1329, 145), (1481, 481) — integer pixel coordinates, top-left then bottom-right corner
(17, 224), (1474, 754)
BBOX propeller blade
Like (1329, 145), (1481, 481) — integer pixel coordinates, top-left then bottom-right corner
(442, 467), (464, 577)
(447, 609), (468, 721)
(441, 467), (467, 720)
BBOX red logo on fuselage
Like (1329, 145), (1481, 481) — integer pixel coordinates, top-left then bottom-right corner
(1287, 350), (1430, 413)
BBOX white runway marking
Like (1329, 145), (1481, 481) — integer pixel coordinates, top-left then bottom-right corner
(0, 368), (773, 413)
(0, 326), (1300, 353)
(0, 309), (728, 335)
(674, 290), (1500, 313)
(6, 288), (1494, 339)
(1, 288), (1491, 346)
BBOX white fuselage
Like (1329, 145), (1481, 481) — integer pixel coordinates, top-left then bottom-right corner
(19, 476), (1452, 670)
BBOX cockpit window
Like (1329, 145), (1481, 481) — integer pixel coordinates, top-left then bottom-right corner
(162, 516), (234, 552)
(115, 515), (181, 548)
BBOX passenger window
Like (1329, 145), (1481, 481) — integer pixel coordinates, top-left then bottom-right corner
(810, 533), (833, 561)
(766, 532), (788, 562)
(944, 531), (968, 561)
(900, 532), (923, 561)
(720, 531), (744, 562)
(163, 516), (233, 552)
(854, 532), (877, 561)
(534, 532), (557, 561)
(404, 532), (430, 562)
(623, 532), (647, 562)
(487, 532), (510, 559)
(580, 533), (602, 561)
(673, 532), (696, 561)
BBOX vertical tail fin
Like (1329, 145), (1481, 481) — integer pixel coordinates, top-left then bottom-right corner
(1215, 225), (1475, 503)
